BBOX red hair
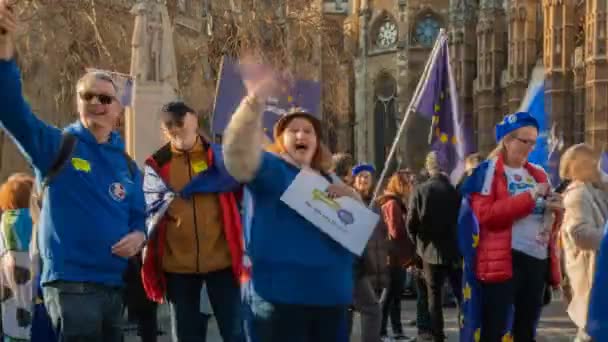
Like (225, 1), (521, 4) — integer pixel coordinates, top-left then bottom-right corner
(0, 173), (34, 210)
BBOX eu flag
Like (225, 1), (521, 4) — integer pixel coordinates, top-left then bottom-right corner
(459, 165), (515, 342)
(211, 56), (321, 140)
(588, 222), (608, 341)
(414, 31), (466, 182)
(588, 153), (608, 341)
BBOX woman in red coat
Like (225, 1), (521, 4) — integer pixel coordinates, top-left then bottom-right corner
(467, 112), (563, 341)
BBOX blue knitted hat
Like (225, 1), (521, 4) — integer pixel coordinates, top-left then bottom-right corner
(495, 112), (539, 142)
(352, 163), (375, 176)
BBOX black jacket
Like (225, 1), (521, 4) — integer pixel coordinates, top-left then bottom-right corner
(406, 173), (460, 265)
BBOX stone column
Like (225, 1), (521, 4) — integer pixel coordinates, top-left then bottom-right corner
(543, 0), (576, 146)
(449, 0), (478, 153)
(573, 46), (586, 143)
(584, 0), (608, 147)
(354, 0), (371, 162)
(475, 0), (507, 154)
(507, 0), (539, 113)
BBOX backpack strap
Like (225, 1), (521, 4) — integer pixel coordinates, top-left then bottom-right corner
(29, 132), (77, 282)
(42, 132), (78, 190)
(122, 151), (137, 180)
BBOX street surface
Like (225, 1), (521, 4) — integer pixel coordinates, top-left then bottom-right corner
(124, 295), (577, 341)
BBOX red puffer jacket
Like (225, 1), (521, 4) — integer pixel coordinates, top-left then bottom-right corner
(470, 155), (562, 285)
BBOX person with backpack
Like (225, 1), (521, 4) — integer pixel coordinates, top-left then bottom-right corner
(222, 59), (360, 342)
(0, 6), (146, 341)
(140, 101), (246, 342)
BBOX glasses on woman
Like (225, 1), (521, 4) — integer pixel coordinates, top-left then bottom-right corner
(514, 137), (536, 146)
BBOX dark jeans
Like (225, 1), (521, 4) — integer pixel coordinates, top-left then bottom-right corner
(381, 266), (406, 335)
(415, 272), (432, 334)
(422, 261), (463, 342)
(135, 304), (158, 342)
(166, 269), (244, 342)
(480, 250), (547, 342)
(43, 281), (123, 342)
(246, 287), (345, 342)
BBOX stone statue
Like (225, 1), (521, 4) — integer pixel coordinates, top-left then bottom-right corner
(130, 0), (178, 90)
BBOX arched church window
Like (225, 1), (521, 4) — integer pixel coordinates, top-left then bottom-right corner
(373, 72), (398, 172)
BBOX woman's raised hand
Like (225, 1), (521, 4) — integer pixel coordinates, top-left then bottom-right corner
(239, 55), (281, 101)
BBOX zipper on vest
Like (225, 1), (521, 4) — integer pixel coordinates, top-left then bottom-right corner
(186, 153), (201, 273)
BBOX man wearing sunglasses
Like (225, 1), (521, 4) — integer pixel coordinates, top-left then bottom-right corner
(0, 3), (146, 341)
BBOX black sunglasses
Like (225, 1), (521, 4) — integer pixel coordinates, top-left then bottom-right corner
(79, 92), (116, 105)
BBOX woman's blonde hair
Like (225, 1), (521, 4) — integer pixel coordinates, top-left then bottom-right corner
(0, 173), (34, 210)
(559, 143), (599, 183)
(487, 134), (511, 160)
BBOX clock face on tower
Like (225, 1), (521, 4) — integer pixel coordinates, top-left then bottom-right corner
(415, 17), (440, 47)
(376, 21), (398, 49)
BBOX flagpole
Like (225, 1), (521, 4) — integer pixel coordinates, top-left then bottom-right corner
(370, 30), (447, 205)
(210, 55), (227, 142)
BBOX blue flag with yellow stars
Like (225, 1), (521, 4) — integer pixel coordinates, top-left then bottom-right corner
(587, 158), (608, 340)
(459, 163), (515, 342)
(414, 31), (466, 181)
(211, 56), (321, 140)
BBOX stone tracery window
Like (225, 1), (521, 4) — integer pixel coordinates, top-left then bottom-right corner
(371, 13), (399, 50)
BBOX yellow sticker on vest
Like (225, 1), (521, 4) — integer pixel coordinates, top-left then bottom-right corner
(71, 158), (91, 172)
(192, 160), (208, 173)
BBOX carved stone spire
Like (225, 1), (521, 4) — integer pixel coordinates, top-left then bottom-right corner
(506, 0), (540, 113)
(475, 0), (507, 153)
(584, 0), (608, 147)
(543, 0), (576, 146)
(449, 0), (478, 153)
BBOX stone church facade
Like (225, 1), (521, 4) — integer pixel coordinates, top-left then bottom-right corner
(333, 0), (599, 170)
(0, 0), (604, 180)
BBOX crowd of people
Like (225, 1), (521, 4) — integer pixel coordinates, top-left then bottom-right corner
(0, 1), (608, 342)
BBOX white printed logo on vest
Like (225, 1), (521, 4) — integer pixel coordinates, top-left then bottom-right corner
(109, 182), (127, 202)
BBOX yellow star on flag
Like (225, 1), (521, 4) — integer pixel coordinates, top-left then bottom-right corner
(440, 133), (448, 143)
(502, 333), (513, 342)
(434, 104), (441, 113)
(287, 95), (294, 103)
(474, 328), (481, 342)
(451, 135), (458, 145)
(432, 115), (439, 125)
(463, 283), (472, 301)
(472, 233), (479, 248)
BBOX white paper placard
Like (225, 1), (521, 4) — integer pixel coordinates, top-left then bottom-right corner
(280, 170), (379, 255)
